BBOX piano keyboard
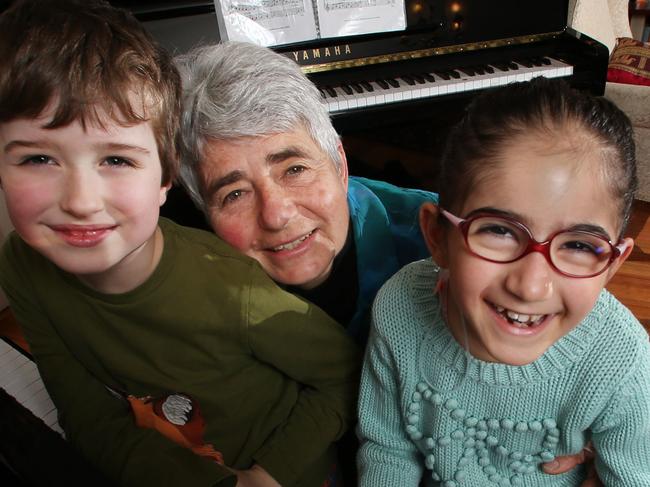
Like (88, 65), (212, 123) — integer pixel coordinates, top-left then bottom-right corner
(0, 338), (62, 435)
(319, 56), (573, 114)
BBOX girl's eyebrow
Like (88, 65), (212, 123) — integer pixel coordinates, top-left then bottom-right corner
(466, 206), (612, 240)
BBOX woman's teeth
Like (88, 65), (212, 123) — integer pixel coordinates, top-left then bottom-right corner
(495, 305), (545, 328)
(272, 230), (314, 251)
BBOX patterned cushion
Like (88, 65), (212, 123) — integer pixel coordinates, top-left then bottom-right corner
(607, 37), (650, 86)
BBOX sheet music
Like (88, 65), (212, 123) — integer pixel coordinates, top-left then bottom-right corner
(215, 0), (318, 46)
(0, 338), (63, 435)
(316, 0), (405, 38)
(214, 0), (405, 46)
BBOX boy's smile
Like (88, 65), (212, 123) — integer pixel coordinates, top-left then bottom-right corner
(0, 105), (169, 293)
(432, 135), (633, 366)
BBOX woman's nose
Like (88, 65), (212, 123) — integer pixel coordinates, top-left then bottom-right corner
(258, 185), (296, 231)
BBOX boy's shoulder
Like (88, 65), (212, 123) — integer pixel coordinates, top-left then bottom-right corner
(159, 217), (254, 263)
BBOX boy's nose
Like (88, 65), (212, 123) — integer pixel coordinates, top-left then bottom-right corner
(59, 170), (103, 217)
(504, 252), (554, 302)
(258, 185), (297, 231)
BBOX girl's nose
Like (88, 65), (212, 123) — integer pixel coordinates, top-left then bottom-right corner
(59, 169), (103, 217)
(504, 252), (554, 302)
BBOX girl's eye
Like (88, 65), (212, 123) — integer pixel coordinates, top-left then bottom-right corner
(103, 156), (134, 167)
(21, 155), (53, 165)
(479, 224), (515, 238)
(560, 240), (600, 254)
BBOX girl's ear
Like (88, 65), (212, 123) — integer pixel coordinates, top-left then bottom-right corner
(419, 202), (449, 268)
(604, 237), (635, 283)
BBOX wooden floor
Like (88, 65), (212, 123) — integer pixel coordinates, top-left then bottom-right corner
(1, 200), (649, 342)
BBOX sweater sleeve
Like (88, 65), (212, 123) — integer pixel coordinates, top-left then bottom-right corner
(245, 266), (362, 486)
(357, 320), (423, 486)
(591, 337), (650, 486)
(0, 236), (236, 487)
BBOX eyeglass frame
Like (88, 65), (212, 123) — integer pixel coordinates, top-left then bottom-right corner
(439, 207), (626, 279)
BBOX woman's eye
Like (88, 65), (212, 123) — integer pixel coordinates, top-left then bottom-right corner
(21, 155), (53, 165)
(223, 189), (243, 206)
(286, 165), (306, 176)
(103, 156), (133, 167)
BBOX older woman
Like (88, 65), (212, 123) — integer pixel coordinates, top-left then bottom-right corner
(175, 41), (600, 486)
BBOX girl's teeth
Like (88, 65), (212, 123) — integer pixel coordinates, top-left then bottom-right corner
(495, 305), (545, 326)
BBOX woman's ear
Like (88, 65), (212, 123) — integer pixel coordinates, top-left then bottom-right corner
(419, 202), (449, 268)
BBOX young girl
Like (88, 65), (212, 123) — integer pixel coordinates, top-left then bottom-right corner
(357, 77), (650, 486)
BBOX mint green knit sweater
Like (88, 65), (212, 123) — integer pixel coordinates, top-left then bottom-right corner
(358, 259), (650, 486)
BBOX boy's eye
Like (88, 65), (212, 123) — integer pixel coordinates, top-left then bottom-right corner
(478, 224), (516, 238)
(103, 156), (134, 167)
(21, 155), (53, 165)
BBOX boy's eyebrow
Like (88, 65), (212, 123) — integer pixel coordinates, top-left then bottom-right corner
(3, 140), (151, 154)
(466, 207), (612, 240)
(99, 142), (151, 154)
(3, 140), (54, 153)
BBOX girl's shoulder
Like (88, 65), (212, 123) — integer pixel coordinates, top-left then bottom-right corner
(372, 258), (443, 337)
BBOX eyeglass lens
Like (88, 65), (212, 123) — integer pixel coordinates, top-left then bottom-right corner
(466, 216), (613, 276)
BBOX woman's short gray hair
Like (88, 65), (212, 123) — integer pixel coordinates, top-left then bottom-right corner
(176, 41), (341, 211)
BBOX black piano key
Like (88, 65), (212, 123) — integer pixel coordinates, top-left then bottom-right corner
(459, 67), (476, 76)
(492, 62), (510, 71)
(434, 71), (451, 80)
(376, 79), (390, 89)
(484, 65), (495, 74)
(516, 58), (534, 68)
(508, 62), (520, 70)
(530, 57), (544, 67)
(412, 73), (426, 84)
(540, 57), (552, 65)
(318, 88), (326, 99)
(448, 70), (461, 79)
(325, 86), (337, 97)
(473, 66), (486, 75)
(341, 84), (353, 95)
(350, 82), (364, 94)
(361, 81), (374, 92)
(386, 78), (400, 88)
(423, 73), (436, 82)
(401, 74), (416, 86)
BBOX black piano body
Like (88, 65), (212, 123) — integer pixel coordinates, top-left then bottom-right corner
(103, 0), (608, 225)
(269, 0), (609, 191)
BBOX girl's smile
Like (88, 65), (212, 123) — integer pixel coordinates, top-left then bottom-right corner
(428, 133), (634, 366)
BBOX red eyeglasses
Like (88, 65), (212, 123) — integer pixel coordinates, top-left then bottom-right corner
(440, 208), (626, 278)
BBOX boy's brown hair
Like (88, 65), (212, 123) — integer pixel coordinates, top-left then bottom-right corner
(0, 0), (182, 185)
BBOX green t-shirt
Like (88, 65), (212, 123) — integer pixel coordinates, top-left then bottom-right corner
(0, 218), (361, 487)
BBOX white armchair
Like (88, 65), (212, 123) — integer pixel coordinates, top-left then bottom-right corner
(569, 0), (650, 201)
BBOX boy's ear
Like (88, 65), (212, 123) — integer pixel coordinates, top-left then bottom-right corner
(159, 182), (172, 207)
(604, 237), (635, 284)
(419, 202), (449, 268)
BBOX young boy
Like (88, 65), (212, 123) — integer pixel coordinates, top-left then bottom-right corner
(0, 1), (360, 486)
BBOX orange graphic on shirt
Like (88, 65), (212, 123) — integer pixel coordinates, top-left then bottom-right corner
(128, 393), (224, 464)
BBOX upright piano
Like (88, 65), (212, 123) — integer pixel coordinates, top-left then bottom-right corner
(146, 0), (609, 221)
